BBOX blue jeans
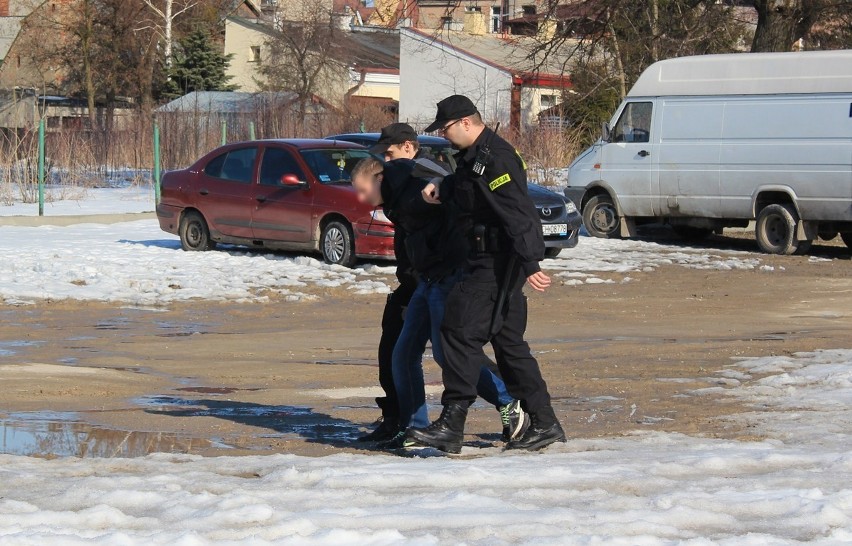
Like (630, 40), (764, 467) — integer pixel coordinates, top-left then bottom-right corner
(392, 273), (514, 429)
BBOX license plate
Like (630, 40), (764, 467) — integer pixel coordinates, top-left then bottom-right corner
(542, 223), (568, 236)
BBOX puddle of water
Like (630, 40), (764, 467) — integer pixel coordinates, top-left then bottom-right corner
(0, 412), (220, 458)
(314, 358), (376, 367)
(0, 340), (43, 357)
(154, 320), (212, 338)
(176, 386), (261, 395)
(95, 317), (132, 331)
(138, 396), (360, 442)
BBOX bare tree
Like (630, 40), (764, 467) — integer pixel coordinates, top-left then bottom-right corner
(256, 1), (341, 132)
(522, 0), (749, 146)
(751, 0), (852, 51)
(141, 0), (200, 68)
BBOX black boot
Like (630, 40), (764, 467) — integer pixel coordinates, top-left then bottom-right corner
(505, 406), (566, 451)
(356, 418), (398, 443)
(406, 402), (469, 454)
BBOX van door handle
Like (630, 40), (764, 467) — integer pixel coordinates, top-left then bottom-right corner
(638, 150), (650, 157)
(199, 189), (209, 196)
(256, 195), (267, 203)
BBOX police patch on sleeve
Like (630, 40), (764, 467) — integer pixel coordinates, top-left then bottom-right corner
(489, 173), (511, 191)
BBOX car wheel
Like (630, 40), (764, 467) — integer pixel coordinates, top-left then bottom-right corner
(321, 220), (356, 267)
(179, 211), (216, 252)
(582, 194), (621, 239)
(672, 225), (712, 241)
(755, 204), (810, 255)
(544, 247), (562, 258)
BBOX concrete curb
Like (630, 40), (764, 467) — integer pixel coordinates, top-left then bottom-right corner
(0, 212), (156, 227)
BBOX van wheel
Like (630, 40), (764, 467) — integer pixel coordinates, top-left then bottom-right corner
(755, 204), (810, 255)
(672, 226), (712, 241)
(841, 232), (852, 250)
(321, 220), (356, 268)
(583, 195), (621, 238)
(179, 211), (217, 252)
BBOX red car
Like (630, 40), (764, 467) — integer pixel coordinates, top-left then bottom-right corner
(156, 140), (395, 267)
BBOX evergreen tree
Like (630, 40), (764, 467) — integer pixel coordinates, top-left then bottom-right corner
(164, 28), (236, 98)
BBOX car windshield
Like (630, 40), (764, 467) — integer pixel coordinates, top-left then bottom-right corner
(300, 149), (373, 184)
(421, 145), (457, 170)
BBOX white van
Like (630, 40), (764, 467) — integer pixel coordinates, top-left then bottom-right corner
(564, 50), (852, 254)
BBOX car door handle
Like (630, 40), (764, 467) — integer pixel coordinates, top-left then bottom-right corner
(199, 189), (209, 196)
(255, 195), (267, 203)
(638, 150), (650, 157)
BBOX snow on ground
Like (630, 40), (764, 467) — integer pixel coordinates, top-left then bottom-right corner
(544, 237), (765, 286)
(1, 350), (851, 544)
(0, 220), (772, 305)
(0, 220), (393, 305)
(0, 186), (155, 217)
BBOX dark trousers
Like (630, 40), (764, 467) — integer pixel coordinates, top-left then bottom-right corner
(377, 287), (412, 425)
(439, 255), (552, 414)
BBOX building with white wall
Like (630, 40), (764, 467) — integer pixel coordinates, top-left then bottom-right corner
(399, 27), (574, 132)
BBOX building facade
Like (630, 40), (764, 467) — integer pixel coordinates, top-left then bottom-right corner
(399, 27), (572, 131)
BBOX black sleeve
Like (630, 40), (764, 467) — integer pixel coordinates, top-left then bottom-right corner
(478, 149), (545, 276)
(393, 225), (417, 290)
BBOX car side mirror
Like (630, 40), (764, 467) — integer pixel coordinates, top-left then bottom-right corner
(601, 122), (611, 143)
(281, 174), (305, 187)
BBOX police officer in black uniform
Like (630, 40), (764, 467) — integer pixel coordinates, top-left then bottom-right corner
(407, 95), (566, 452)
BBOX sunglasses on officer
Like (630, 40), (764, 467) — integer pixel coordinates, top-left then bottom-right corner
(440, 119), (462, 134)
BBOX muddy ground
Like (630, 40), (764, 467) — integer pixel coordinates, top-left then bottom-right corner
(1, 233), (850, 458)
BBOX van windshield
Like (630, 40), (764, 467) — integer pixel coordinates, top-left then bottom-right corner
(612, 102), (652, 143)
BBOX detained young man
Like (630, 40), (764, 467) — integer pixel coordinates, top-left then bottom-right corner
(351, 156), (528, 449)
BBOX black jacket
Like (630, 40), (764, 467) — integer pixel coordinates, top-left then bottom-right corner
(382, 159), (467, 281)
(449, 126), (545, 276)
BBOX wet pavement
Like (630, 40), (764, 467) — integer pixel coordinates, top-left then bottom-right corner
(0, 411), (222, 458)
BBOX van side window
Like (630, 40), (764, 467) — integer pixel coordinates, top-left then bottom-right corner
(612, 102), (652, 143)
(260, 147), (306, 186)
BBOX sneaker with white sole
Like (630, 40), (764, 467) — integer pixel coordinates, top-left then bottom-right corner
(499, 400), (529, 442)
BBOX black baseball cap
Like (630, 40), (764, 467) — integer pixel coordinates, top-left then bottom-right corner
(424, 95), (479, 133)
(369, 123), (419, 154)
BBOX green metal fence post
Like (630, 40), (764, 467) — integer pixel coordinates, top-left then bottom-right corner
(37, 118), (45, 216)
(153, 121), (161, 204)
(221, 120), (227, 145)
(249, 121), (256, 141)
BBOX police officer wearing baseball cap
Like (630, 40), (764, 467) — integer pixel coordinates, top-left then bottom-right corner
(407, 95), (566, 452)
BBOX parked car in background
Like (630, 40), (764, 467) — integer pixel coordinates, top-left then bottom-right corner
(156, 140), (395, 267)
(325, 133), (458, 169)
(325, 133), (582, 255)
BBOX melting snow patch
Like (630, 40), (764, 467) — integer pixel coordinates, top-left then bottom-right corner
(0, 351), (850, 543)
(0, 220), (393, 304)
(543, 236), (766, 284)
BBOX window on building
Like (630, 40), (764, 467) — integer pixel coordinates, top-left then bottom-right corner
(465, 6), (481, 12)
(491, 6), (502, 33)
(522, 5), (536, 15)
(540, 94), (558, 110)
(249, 46), (261, 63)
